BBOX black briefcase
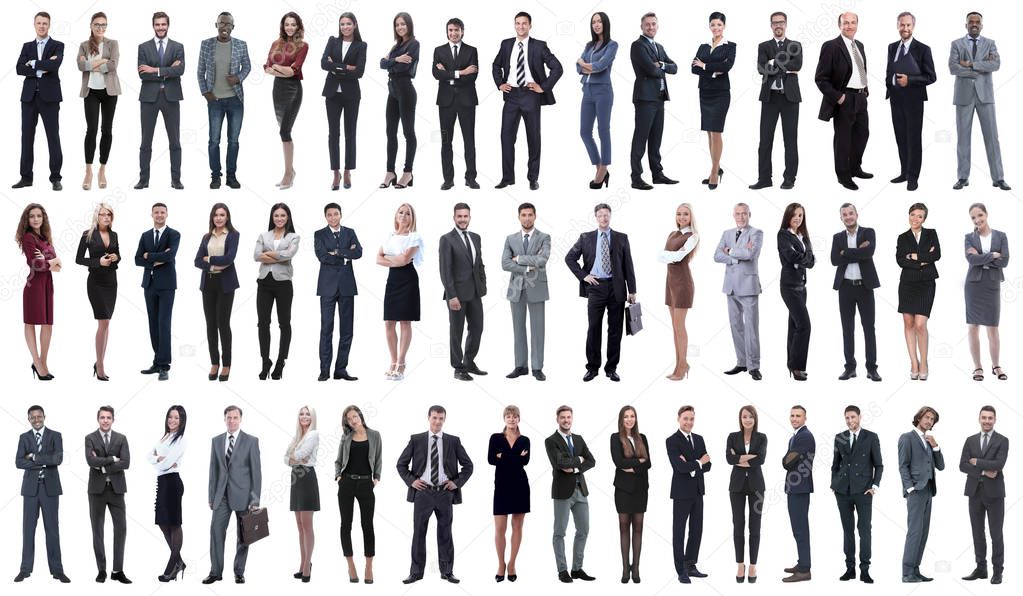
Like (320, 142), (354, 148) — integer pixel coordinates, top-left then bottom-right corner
(240, 508), (269, 545)
(625, 302), (643, 335)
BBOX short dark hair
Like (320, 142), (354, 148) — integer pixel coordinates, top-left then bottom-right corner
(428, 405), (447, 417)
(709, 11), (726, 24)
(980, 405), (997, 416)
(152, 202), (167, 211)
(677, 405), (695, 417)
(771, 11), (787, 21)
(912, 406), (939, 427)
(840, 202), (856, 211)
(515, 11), (531, 24)
(98, 406), (115, 418)
(641, 12), (657, 22)
(152, 12), (169, 25)
(324, 202), (341, 214)
(594, 203), (611, 214)
(28, 405), (45, 416)
(224, 405), (243, 417)
(556, 405), (573, 416)
(453, 202), (470, 213)
(35, 12), (51, 21)
(518, 202), (535, 215)
(791, 404), (807, 414)
(446, 17), (464, 31)
(844, 405), (861, 416)
(967, 11), (983, 20)
(908, 202), (928, 219)
(218, 11), (233, 19)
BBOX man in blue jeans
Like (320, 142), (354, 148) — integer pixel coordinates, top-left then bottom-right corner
(197, 12), (250, 189)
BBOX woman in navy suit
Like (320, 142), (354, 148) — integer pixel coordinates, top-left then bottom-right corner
(726, 405), (766, 583)
(75, 202), (120, 380)
(577, 12), (617, 189)
(777, 203), (815, 381)
(896, 202), (940, 380)
(321, 12), (366, 190)
(194, 203), (239, 382)
(691, 12), (735, 189)
(965, 203), (1009, 381)
(610, 405), (650, 583)
(488, 405), (530, 583)
(379, 13), (419, 189)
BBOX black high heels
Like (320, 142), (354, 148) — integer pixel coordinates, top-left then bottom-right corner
(395, 173), (414, 189)
(331, 171), (341, 191)
(93, 363), (109, 381)
(702, 168), (725, 185)
(31, 364), (54, 381)
(259, 358), (272, 380)
(622, 564), (631, 584)
(271, 359), (286, 380)
(589, 171), (610, 189)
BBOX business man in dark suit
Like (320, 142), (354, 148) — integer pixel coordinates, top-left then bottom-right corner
(86, 406), (132, 584)
(885, 13), (936, 191)
(433, 18), (479, 190)
(15, 406), (68, 583)
(315, 202), (362, 382)
(815, 12), (872, 191)
(565, 203), (637, 382)
(492, 11), (563, 190)
(397, 405), (474, 584)
(831, 405), (882, 583)
(629, 12), (679, 190)
(545, 405), (596, 583)
(13, 12), (63, 191)
(136, 11), (185, 189)
(204, 405), (262, 585)
(750, 12), (801, 190)
(960, 405), (1007, 584)
(667, 406), (711, 583)
(782, 405), (814, 582)
(135, 203), (179, 381)
(831, 203), (881, 381)
(898, 406), (944, 583)
(439, 203), (487, 381)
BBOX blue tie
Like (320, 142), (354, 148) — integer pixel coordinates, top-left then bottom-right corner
(158, 40), (165, 64)
(566, 435), (575, 457)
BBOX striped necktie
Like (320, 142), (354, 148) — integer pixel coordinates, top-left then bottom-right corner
(515, 42), (525, 87)
(36, 432), (44, 478)
(430, 435), (440, 486)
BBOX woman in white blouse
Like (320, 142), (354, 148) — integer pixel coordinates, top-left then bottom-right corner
(148, 405), (187, 582)
(254, 203), (300, 380)
(376, 203), (422, 380)
(287, 406), (320, 582)
(76, 12), (121, 190)
(658, 203), (699, 380)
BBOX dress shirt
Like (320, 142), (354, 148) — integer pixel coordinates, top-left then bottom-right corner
(643, 35), (666, 91)
(148, 433), (186, 475)
(152, 224), (167, 246)
(842, 35), (866, 89)
(153, 37), (167, 79)
(558, 429), (580, 474)
(771, 37), (786, 90)
(382, 231), (424, 267)
(457, 227), (476, 263)
(844, 227), (862, 280)
(337, 40), (352, 92)
(788, 230), (806, 269)
(659, 227), (699, 263)
(207, 229), (228, 272)
(682, 431), (697, 477)
(225, 431), (238, 456)
(506, 36), (535, 87)
(31, 36), (51, 78)
(419, 432), (449, 485)
(914, 428), (938, 451)
(892, 37), (912, 85)
(912, 229), (921, 244)
(286, 430), (319, 466)
(448, 43), (462, 82)
(88, 41), (106, 89)
(589, 228), (613, 278)
(980, 232), (991, 254)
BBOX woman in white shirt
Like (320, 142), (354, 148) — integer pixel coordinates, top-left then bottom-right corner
(76, 12), (121, 190)
(658, 203), (699, 380)
(287, 406), (320, 582)
(376, 203), (423, 380)
(148, 405), (187, 582)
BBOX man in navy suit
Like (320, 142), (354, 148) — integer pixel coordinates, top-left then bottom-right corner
(315, 202), (362, 381)
(433, 18), (479, 190)
(492, 11), (563, 190)
(15, 405), (69, 583)
(630, 12), (679, 190)
(831, 203), (881, 381)
(885, 12), (936, 191)
(667, 406), (712, 583)
(782, 405), (815, 582)
(135, 203), (180, 381)
(13, 12), (63, 191)
(831, 405), (883, 583)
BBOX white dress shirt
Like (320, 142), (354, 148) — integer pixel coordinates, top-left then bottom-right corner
(842, 35), (866, 89)
(147, 433), (186, 475)
(420, 432), (448, 485)
(506, 36), (535, 86)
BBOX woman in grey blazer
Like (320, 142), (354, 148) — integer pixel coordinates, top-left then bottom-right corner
(965, 203), (1010, 380)
(254, 203), (300, 380)
(76, 12), (120, 190)
(335, 405), (382, 583)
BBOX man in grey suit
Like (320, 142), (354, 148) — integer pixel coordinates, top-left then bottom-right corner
(831, 405), (882, 583)
(502, 202), (550, 381)
(897, 405), (944, 583)
(85, 406), (132, 583)
(960, 405), (1007, 585)
(204, 405), (262, 585)
(438, 202), (487, 381)
(135, 11), (184, 190)
(714, 203), (763, 380)
(951, 12), (1010, 191)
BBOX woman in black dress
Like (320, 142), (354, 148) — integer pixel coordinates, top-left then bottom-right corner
(610, 405), (650, 583)
(148, 405), (186, 582)
(379, 12), (418, 189)
(322, 12), (366, 190)
(725, 405), (766, 583)
(286, 406), (320, 582)
(691, 12), (735, 189)
(75, 202), (119, 380)
(896, 202), (940, 380)
(488, 405), (530, 583)
(777, 203), (814, 381)
(376, 203), (422, 380)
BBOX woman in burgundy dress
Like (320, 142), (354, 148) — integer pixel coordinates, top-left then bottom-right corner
(16, 203), (61, 380)
(658, 203), (699, 380)
(488, 405), (530, 582)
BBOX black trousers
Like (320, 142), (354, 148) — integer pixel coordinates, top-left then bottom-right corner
(838, 280), (877, 370)
(144, 287), (175, 370)
(439, 101), (477, 182)
(84, 88), (117, 164)
(499, 88), (542, 183)
(21, 489), (63, 574)
(139, 90), (181, 183)
(319, 294), (354, 373)
(757, 92), (799, 182)
(968, 494), (1004, 571)
(780, 284), (811, 371)
(730, 491), (763, 564)
(787, 493), (811, 571)
(410, 488), (454, 576)
(672, 497), (704, 578)
(890, 92), (924, 182)
(89, 484), (126, 572)
(256, 276), (292, 361)
(326, 93), (359, 170)
(449, 297), (483, 371)
(832, 91), (869, 179)
(20, 96), (62, 182)
(201, 275), (234, 367)
(585, 280), (624, 373)
(385, 78), (417, 173)
(338, 477), (376, 557)
(835, 491), (872, 568)
(630, 98), (665, 180)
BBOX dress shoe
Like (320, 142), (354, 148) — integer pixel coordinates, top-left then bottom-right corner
(141, 365), (160, 374)
(652, 174), (679, 184)
(454, 370), (473, 381)
(631, 179), (653, 190)
(14, 572), (30, 582)
(953, 178), (969, 190)
(210, 176), (221, 189)
(902, 575), (921, 583)
(866, 368), (882, 382)
(838, 368), (857, 380)
(724, 365), (747, 375)
(532, 369), (546, 381)
(994, 179), (1012, 190)
(701, 168), (724, 185)
(839, 568), (856, 581)
(916, 572), (933, 582)
(907, 180), (918, 191)
(506, 367), (528, 378)
(465, 179), (480, 189)
(235, 575), (245, 584)
(158, 370), (169, 381)
(558, 571), (573, 583)
(465, 365), (488, 376)
(317, 372), (329, 382)
(780, 179), (795, 189)
(111, 571), (132, 584)
(496, 574), (505, 583)
(890, 175), (907, 183)
(860, 569), (873, 583)
(270, 360), (286, 380)
(529, 180), (539, 190)
(226, 177), (241, 189)
(12, 178), (32, 188)
(962, 568), (987, 581)
(402, 574), (423, 584)
(783, 565), (798, 574)
(52, 181), (63, 191)
(97, 570), (107, 582)
(991, 572), (1003, 584)
(782, 571), (811, 582)
(440, 573), (460, 584)
(852, 170), (874, 179)
(750, 369), (762, 381)
(202, 574), (222, 584)
(53, 573), (71, 583)
(134, 180), (149, 189)
(582, 370), (598, 382)
(171, 180), (184, 190)
(440, 180), (454, 190)
(606, 371), (620, 382)
(687, 564), (708, 578)
(571, 569), (595, 581)
(748, 180), (772, 190)
(838, 178), (859, 190)
(494, 180), (514, 189)
(678, 575), (691, 583)
(333, 370), (358, 381)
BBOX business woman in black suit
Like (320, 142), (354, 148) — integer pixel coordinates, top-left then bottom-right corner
(778, 203), (815, 380)
(379, 13), (419, 189)
(75, 203), (119, 380)
(726, 406), (766, 583)
(691, 12), (735, 189)
(896, 202), (940, 380)
(965, 204), (1010, 381)
(193, 203), (240, 382)
(610, 406), (650, 583)
(488, 405), (530, 582)
(321, 13), (366, 190)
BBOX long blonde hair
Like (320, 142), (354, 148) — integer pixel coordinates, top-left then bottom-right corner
(286, 406), (318, 459)
(676, 202), (699, 259)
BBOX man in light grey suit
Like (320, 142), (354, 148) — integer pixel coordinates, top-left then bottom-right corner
(502, 202), (550, 381)
(204, 405), (261, 585)
(897, 406), (944, 583)
(713, 203), (764, 381)
(950, 12), (1010, 191)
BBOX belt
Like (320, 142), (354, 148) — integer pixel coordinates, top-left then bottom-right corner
(425, 484), (448, 492)
(595, 277), (612, 283)
(346, 474), (372, 480)
(843, 279), (864, 287)
(843, 87), (867, 94)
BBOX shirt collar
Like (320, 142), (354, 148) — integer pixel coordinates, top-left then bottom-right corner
(841, 34), (857, 46)
(846, 225), (859, 236)
(430, 431), (444, 440)
(516, 36), (530, 45)
(521, 228), (534, 237)
(679, 226), (692, 234)
(965, 33), (982, 42)
(901, 37), (913, 47)
(329, 225), (340, 234)
(153, 224), (167, 234)
(643, 34), (656, 44)
(558, 429), (572, 440)
(153, 36), (166, 46)
(37, 36), (50, 44)
(792, 424), (805, 434)
(712, 38), (729, 47)
(450, 42), (460, 50)
(35, 427), (46, 436)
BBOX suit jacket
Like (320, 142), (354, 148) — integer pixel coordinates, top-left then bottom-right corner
(321, 37), (365, 98)
(208, 430), (262, 511)
(950, 35), (999, 105)
(396, 431), (473, 504)
(16, 428), (63, 497)
(197, 37), (251, 100)
(757, 38), (802, 102)
(193, 230), (240, 292)
(565, 229), (637, 301)
(610, 432), (651, 494)
(491, 37), (563, 105)
(896, 228), (941, 282)
(135, 227), (180, 290)
(725, 431), (767, 493)
(830, 428), (883, 494)
(138, 38), (185, 102)
(85, 429), (130, 494)
(17, 38), (64, 103)
(897, 429), (945, 496)
(76, 229), (120, 275)
(253, 230), (299, 281)
(631, 36), (677, 102)
(830, 226), (880, 289)
(713, 226), (763, 296)
(965, 230), (1009, 283)
(439, 228), (486, 302)
(692, 41), (735, 90)
(885, 38), (936, 101)
(667, 430), (711, 499)
(959, 430), (1007, 499)
(335, 428), (383, 480)
(782, 425), (815, 494)
(815, 35), (867, 121)
(77, 38), (121, 97)
(777, 230), (815, 287)
(314, 226), (361, 297)
(433, 42), (479, 106)
(502, 229), (550, 302)
(545, 431), (595, 499)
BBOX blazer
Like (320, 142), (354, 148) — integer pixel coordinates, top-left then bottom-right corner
(76, 229), (120, 275)
(85, 429), (130, 494)
(439, 228), (486, 302)
(964, 230), (1009, 283)
(896, 228), (941, 282)
(885, 38), (936, 101)
(725, 431), (767, 493)
(396, 431), (473, 504)
(815, 35), (867, 121)
(137, 38), (185, 102)
(565, 229), (637, 301)
(897, 429), (945, 496)
(631, 35), (677, 102)
(16, 428), (63, 497)
(380, 39), (419, 78)
(576, 39), (618, 85)
(314, 226), (361, 297)
(777, 230), (815, 287)
(492, 37), (563, 105)
(502, 229), (550, 303)
(950, 35), (1000, 105)
(208, 430), (262, 511)
(782, 425), (815, 494)
(197, 37), (251, 100)
(757, 38), (802, 102)
(667, 430), (710, 499)
(135, 227), (180, 290)
(830, 226), (880, 289)
(713, 226), (763, 296)
(320, 37), (366, 98)
(610, 432), (651, 494)
(17, 38), (64, 103)
(193, 230), (240, 292)
(335, 428), (383, 481)
(959, 430), (1007, 499)
(692, 41), (735, 90)
(830, 428), (883, 495)
(545, 431), (595, 499)
(253, 230), (300, 281)
(433, 41), (479, 106)
(77, 38), (121, 96)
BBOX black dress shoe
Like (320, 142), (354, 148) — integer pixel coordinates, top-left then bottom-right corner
(158, 370), (169, 381)
(783, 565), (798, 574)
(141, 365), (160, 374)
(494, 180), (514, 189)
(402, 574), (423, 584)
(226, 177), (241, 189)
(750, 369), (762, 381)
(134, 180), (149, 189)
(780, 179), (795, 189)
(907, 180), (918, 191)
(724, 365), (747, 375)
(202, 575), (222, 584)
(440, 180), (454, 190)
(53, 573), (71, 583)
(235, 575), (245, 584)
(687, 565), (707, 578)
(606, 371), (620, 382)
(890, 175), (907, 183)
(916, 572), (933, 582)
(52, 181), (63, 191)
(210, 176), (221, 189)
(110, 571), (132, 584)
(994, 179), (1012, 190)
(97, 570), (107, 582)
(532, 369), (546, 381)
(678, 575), (691, 583)
(333, 370), (358, 381)
(506, 367), (528, 378)
(454, 370), (473, 381)
(317, 372), (329, 382)
(748, 180), (772, 190)
(558, 571), (573, 583)
(582, 370), (598, 382)
(962, 568), (988, 581)
(440, 573), (460, 584)
(902, 575), (921, 583)
(782, 571), (811, 582)
(465, 365), (488, 376)
(652, 175), (678, 184)
(171, 180), (184, 190)
(631, 179), (653, 190)
(991, 573), (1002, 584)
(866, 368), (882, 382)
(852, 170), (874, 179)
(839, 568), (856, 581)
(571, 569), (596, 581)
(529, 180), (539, 190)
(465, 179), (480, 189)
(838, 369), (857, 380)
(14, 572), (30, 582)
(838, 178), (859, 190)
(860, 569), (873, 583)
(953, 178), (969, 189)
(12, 178), (33, 188)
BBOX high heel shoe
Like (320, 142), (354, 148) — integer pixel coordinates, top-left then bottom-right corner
(395, 173), (414, 189)
(589, 171), (610, 189)
(379, 173), (396, 188)
(789, 369), (808, 381)
(343, 170), (352, 189)
(495, 574), (505, 583)
(621, 564), (631, 583)
(280, 170), (296, 190)
(218, 368), (230, 382)
(98, 166), (107, 189)
(271, 359), (285, 380)
(93, 363), (109, 381)
(993, 366), (1008, 380)
(385, 362), (398, 380)
(701, 168), (724, 184)
(331, 170), (341, 191)
(208, 367), (218, 381)
(736, 563), (746, 583)
(631, 566), (641, 584)
(910, 371), (920, 380)
(293, 571), (303, 579)
(393, 362), (406, 381)
(259, 358), (272, 380)
(31, 364), (54, 381)
(83, 169), (93, 190)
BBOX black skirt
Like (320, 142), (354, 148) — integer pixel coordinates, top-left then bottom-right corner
(699, 89), (730, 133)
(272, 78), (303, 142)
(383, 263), (420, 321)
(291, 466), (321, 512)
(614, 485), (649, 514)
(87, 271), (117, 319)
(898, 279), (936, 317)
(155, 472), (184, 526)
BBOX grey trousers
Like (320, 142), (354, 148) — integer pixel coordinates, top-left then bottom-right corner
(902, 487), (933, 576)
(727, 294), (760, 369)
(956, 98), (1004, 182)
(552, 487), (589, 573)
(209, 503), (248, 577)
(511, 300), (545, 370)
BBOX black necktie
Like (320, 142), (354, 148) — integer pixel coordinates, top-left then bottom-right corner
(971, 37), (978, 61)
(898, 43), (907, 61)
(778, 39), (784, 50)
(687, 434), (695, 451)
(452, 44), (459, 62)
(430, 435), (440, 486)
(462, 231), (473, 261)
(522, 233), (529, 254)
(154, 229), (161, 246)
(850, 432), (856, 451)
(735, 229), (742, 243)
(981, 433), (989, 453)
(566, 435), (575, 458)
(104, 432), (110, 449)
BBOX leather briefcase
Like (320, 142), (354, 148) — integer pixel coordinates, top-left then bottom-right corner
(240, 508), (269, 545)
(625, 302), (643, 335)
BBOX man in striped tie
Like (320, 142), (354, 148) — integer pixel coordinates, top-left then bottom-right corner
(15, 405), (69, 583)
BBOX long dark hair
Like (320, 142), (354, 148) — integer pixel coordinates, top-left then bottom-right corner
(278, 11), (304, 43)
(338, 12), (362, 43)
(780, 202), (811, 249)
(88, 12), (107, 56)
(589, 12), (611, 45)
(617, 405), (648, 459)
(392, 12), (415, 50)
(206, 202), (237, 238)
(342, 405), (370, 434)
(164, 405), (187, 444)
(739, 405), (759, 435)
(15, 203), (51, 246)
(267, 203), (295, 233)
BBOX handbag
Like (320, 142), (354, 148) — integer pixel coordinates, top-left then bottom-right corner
(240, 507), (270, 545)
(625, 302), (643, 335)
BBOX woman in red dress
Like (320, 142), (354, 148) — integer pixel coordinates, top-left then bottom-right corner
(16, 203), (61, 380)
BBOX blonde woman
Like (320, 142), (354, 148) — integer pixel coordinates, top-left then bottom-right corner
(76, 203), (120, 380)
(488, 405), (530, 582)
(335, 405), (382, 583)
(376, 203), (423, 379)
(286, 406), (320, 582)
(658, 203), (699, 380)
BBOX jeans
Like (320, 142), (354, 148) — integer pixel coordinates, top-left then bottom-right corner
(207, 96), (244, 178)
(580, 83), (613, 165)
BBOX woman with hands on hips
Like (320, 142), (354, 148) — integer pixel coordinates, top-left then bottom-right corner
(896, 202), (940, 380)
(17, 203), (60, 381)
(76, 202), (120, 380)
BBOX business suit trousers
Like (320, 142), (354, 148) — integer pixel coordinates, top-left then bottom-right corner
(956, 96), (1004, 181)
(385, 78), (417, 173)
(319, 294), (354, 373)
(89, 483), (126, 572)
(256, 277), (292, 361)
(209, 503), (248, 577)
(511, 300), (545, 370)
(84, 88), (117, 164)
(325, 93), (359, 170)
(439, 102), (477, 182)
(729, 491), (763, 564)
(672, 496), (704, 577)
(838, 281), (876, 370)
(202, 275), (234, 367)
(968, 493), (1004, 571)
(449, 297), (483, 371)
(835, 491), (872, 568)
(500, 88), (542, 183)
(832, 91), (869, 179)
(630, 99), (665, 180)
(902, 487), (933, 576)
(20, 96), (63, 182)
(585, 280), (625, 373)
(787, 493), (811, 571)
(21, 490), (63, 574)
(552, 487), (589, 573)
(338, 477), (375, 557)
(410, 488), (454, 576)
(144, 287), (175, 370)
(757, 92), (799, 182)
(207, 96), (244, 178)
(580, 83), (613, 165)
(780, 284), (811, 371)
(727, 294), (760, 369)
(890, 93), (924, 181)
(139, 90), (182, 183)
